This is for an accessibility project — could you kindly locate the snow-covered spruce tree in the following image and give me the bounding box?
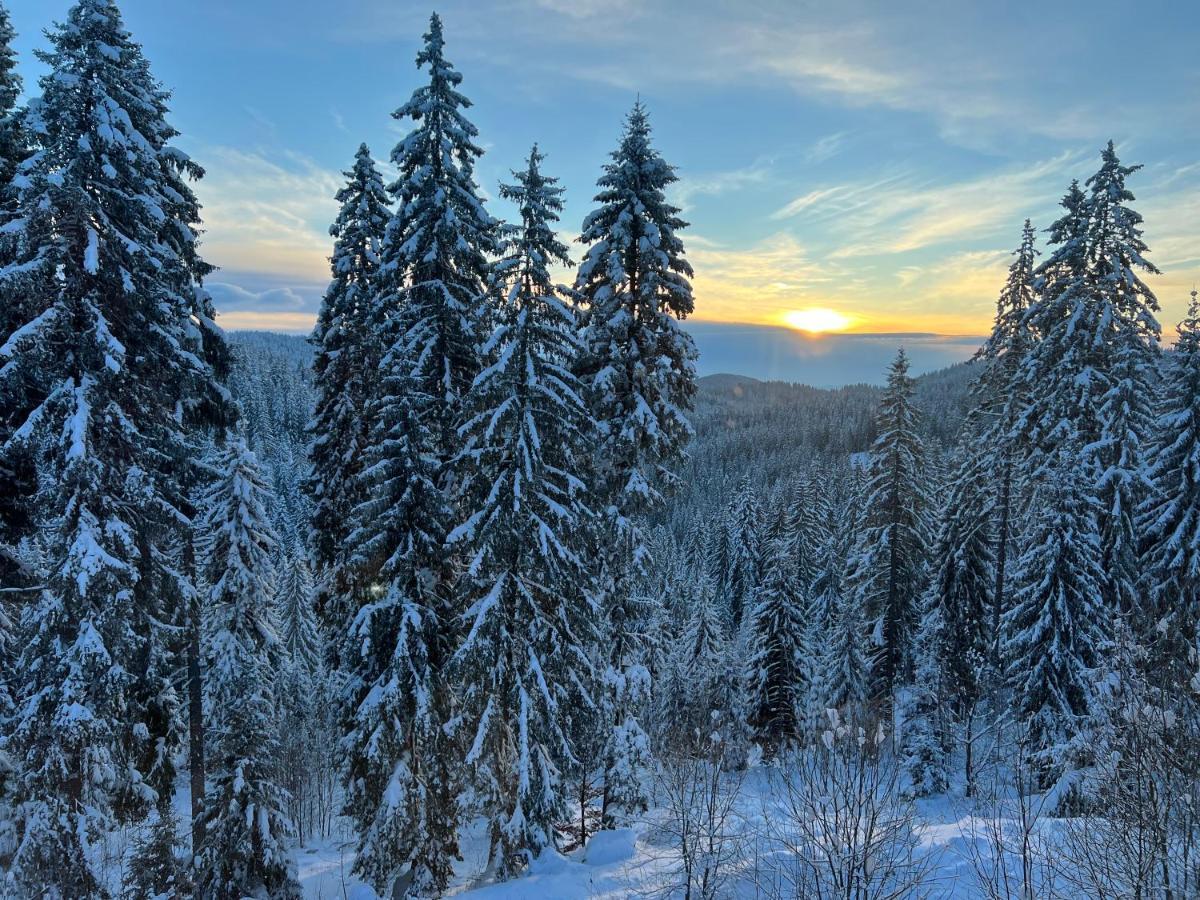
[277,550,321,676]
[706,507,735,608]
[820,581,872,715]
[2,1,226,890]
[1139,289,1200,675]
[847,349,931,702]
[0,3,23,863]
[307,143,390,641]
[0,0,23,300]
[659,573,728,747]
[802,518,845,726]
[921,450,993,725]
[448,145,599,877]
[786,474,829,595]
[1085,145,1161,617]
[373,11,497,455]
[725,475,764,628]
[574,101,697,825]
[0,1,20,191]
[124,794,191,900]
[338,14,497,894]
[970,220,1038,665]
[746,535,807,754]
[342,360,455,895]
[195,436,299,899]
[899,601,950,798]
[0,0,24,351]
[1021,147,1160,617]
[1003,459,1108,789]
[275,548,327,845]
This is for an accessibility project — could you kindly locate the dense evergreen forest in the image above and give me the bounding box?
[0,2,1197,898]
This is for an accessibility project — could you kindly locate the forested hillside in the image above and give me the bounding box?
[225,332,976,547]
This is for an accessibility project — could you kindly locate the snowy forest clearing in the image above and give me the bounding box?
[281,769,1121,899]
[79,748,1187,900]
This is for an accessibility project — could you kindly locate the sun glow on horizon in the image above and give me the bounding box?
[783,307,853,334]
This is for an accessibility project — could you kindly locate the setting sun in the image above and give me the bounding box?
[783,308,852,333]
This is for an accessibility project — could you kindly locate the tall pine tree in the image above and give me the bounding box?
[745,535,806,753]
[725,475,764,627]
[1086,144,1161,616]
[574,101,697,824]
[0,2,20,198]
[921,449,993,723]
[1003,462,1108,787]
[448,146,598,876]
[1020,146,1160,616]
[195,437,299,899]
[307,143,390,640]
[971,220,1038,665]
[2,1,226,890]
[276,549,321,676]
[338,15,497,894]
[847,349,931,701]
[1139,289,1200,675]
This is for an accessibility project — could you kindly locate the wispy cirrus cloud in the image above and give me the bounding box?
[194,146,341,282]
[771,151,1083,257]
[805,131,849,164]
[671,157,777,211]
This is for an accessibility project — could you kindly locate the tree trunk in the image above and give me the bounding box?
[992,456,1013,670]
[187,623,206,853]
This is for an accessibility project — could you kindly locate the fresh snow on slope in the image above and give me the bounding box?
[285,770,1072,899]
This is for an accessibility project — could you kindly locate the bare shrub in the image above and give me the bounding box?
[956,727,1057,900]
[765,710,938,899]
[650,713,747,900]
[1050,656,1200,900]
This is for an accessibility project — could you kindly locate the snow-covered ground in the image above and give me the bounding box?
[285,766,1066,899]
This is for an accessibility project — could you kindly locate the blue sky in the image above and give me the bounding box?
[8,0,1200,382]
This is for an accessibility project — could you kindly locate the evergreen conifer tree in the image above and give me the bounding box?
[374,12,497,456]
[821,586,872,714]
[1085,144,1161,616]
[664,574,728,741]
[194,437,299,899]
[899,602,949,797]
[307,143,390,638]
[339,15,497,893]
[574,101,697,825]
[276,550,321,676]
[1139,289,1200,674]
[2,1,227,889]
[745,536,806,753]
[448,146,598,876]
[1003,462,1108,786]
[971,220,1038,664]
[124,795,190,900]
[1021,146,1160,616]
[786,474,828,594]
[847,349,931,700]
[0,2,20,197]
[921,450,993,721]
[726,475,764,627]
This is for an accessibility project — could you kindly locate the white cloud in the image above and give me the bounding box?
[207,282,311,313]
[805,131,848,164]
[671,158,776,211]
[772,152,1083,257]
[193,146,342,282]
